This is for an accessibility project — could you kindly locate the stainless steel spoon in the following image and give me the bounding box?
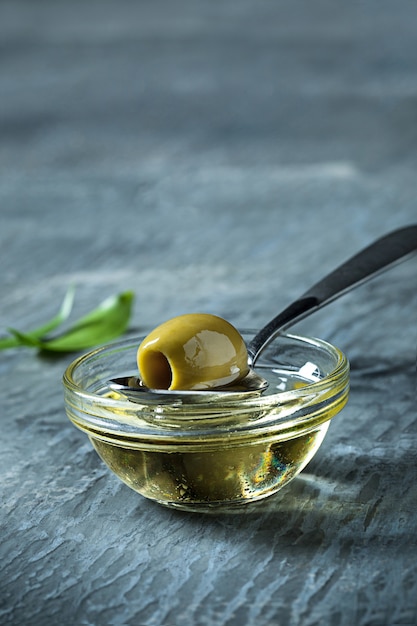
[109,225,417,403]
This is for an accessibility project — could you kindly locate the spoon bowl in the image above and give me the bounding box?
[109,369,269,404]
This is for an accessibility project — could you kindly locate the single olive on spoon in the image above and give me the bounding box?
[109,225,417,402]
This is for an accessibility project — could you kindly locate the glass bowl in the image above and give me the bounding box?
[63,332,349,511]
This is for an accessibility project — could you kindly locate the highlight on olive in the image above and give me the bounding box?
[137,313,249,391]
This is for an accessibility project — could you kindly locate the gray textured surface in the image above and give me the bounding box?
[1,1,417,625]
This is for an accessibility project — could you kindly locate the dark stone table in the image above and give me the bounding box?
[1,2,416,625]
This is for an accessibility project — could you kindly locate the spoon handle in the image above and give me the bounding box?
[248,224,417,365]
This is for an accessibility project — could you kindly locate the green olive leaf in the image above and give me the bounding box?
[0,285,75,350]
[36,290,134,352]
[0,333,26,350]
[6,328,42,349]
[2,289,134,353]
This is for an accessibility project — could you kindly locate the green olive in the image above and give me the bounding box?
[137,313,249,391]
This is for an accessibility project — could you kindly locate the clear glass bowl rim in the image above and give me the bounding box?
[63,331,350,446]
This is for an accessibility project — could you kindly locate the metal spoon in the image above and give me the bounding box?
[109,225,417,403]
